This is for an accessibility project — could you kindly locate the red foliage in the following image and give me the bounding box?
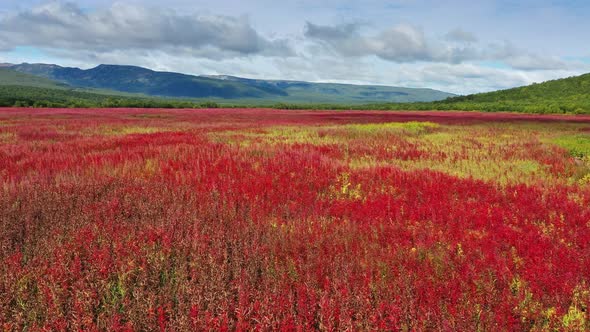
[0,108,589,330]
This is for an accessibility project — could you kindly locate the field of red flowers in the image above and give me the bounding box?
[1,107,590,331]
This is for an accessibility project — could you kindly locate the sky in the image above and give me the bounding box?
[0,0,589,94]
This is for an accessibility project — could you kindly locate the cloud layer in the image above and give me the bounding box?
[304,21,575,71]
[0,1,588,94]
[0,2,292,58]
[305,22,450,63]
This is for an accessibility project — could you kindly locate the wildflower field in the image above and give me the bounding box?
[1,107,590,331]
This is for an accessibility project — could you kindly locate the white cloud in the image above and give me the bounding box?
[305,22,484,64]
[504,54,571,71]
[445,28,478,43]
[0,0,588,95]
[305,22,449,62]
[304,21,576,71]
[0,2,293,58]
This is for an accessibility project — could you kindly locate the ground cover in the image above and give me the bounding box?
[1,108,590,330]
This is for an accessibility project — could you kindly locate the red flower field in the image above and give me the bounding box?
[1,108,590,331]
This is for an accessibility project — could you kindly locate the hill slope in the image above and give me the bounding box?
[9,63,454,103]
[448,74,590,102]
[434,73,590,113]
[355,73,590,114]
[0,68,70,89]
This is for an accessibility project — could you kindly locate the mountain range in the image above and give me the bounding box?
[1,63,589,114]
[5,63,454,104]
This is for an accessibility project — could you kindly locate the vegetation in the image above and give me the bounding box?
[552,134,590,158]
[426,73,590,114]
[277,73,590,114]
[1,108,590,329]
[0,68,69,89]
[2,67,590,114]
[0,85,219,109]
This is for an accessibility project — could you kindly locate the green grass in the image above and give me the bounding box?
[0,85,215,108]
[0,68,69,89]
[343,121,440,135]
[552,135,590,158]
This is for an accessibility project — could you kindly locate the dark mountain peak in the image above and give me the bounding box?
[91,64,154,73]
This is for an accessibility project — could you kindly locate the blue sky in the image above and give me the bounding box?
[0,0,588,94]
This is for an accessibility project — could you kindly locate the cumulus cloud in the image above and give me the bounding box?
[0,2,293,58]
[445,28,478,43]
[305,22,484,63]
[372,25,437,62]
[0,1,585,94]
[304,21,573,71]
[504,54,570,71]
[304,22,361,41]
[265,56,582,95]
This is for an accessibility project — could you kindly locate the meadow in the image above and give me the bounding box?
[1,108,590,331]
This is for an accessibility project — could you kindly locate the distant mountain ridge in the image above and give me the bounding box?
[8,63,455,103]
[1,65,589,114]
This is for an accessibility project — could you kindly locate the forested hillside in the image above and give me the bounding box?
[423,73,590,114]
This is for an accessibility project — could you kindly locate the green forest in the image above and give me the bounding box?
[0,85,221,109]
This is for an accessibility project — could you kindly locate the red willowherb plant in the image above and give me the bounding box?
[0,107,589,330]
